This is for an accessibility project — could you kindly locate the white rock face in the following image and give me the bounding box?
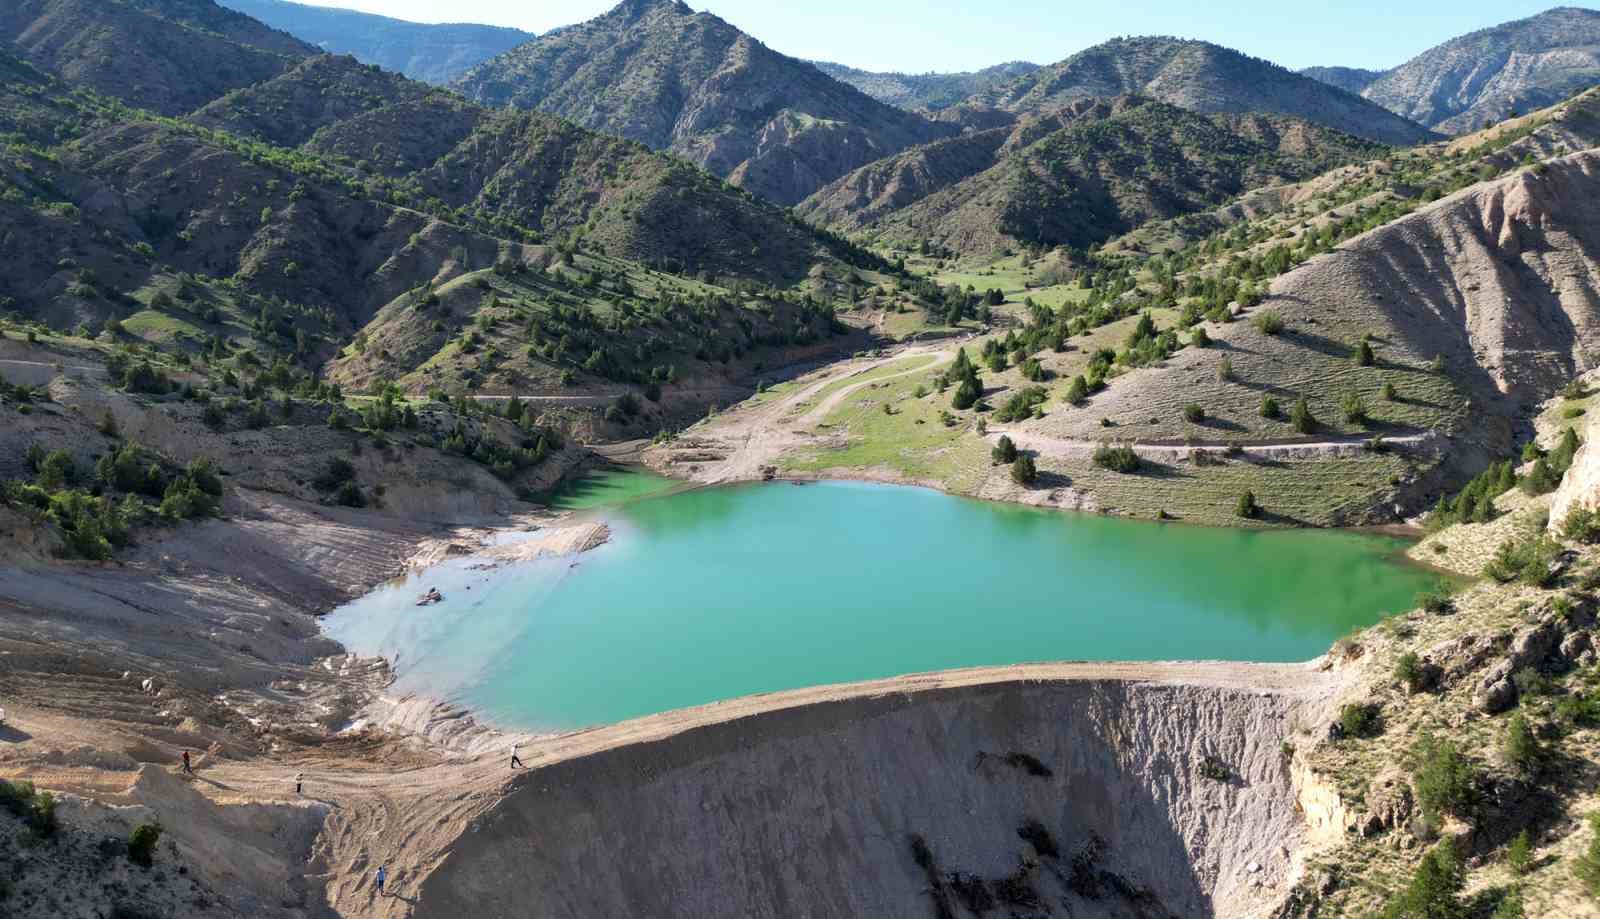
[416,675,1321,918]
[1551,409,1600,530]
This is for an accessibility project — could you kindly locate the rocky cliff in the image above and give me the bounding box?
[413,664,1338,919]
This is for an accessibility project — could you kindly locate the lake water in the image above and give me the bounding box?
[324,471,1440,732]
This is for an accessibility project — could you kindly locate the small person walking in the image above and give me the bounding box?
[295,772,303,795]
[181,750,193,775]
[375,865,388,897]
[509,744,524,769]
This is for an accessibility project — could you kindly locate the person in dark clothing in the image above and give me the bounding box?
[181,751,193,774]
[295,772,304,794]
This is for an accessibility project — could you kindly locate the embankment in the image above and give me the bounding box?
[414,662,1341,919]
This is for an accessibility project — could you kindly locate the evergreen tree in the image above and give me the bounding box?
[992,435,1018,465]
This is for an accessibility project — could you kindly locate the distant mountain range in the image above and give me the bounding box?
[810,60,1040,112]
[214,0,532,85]
[962,36,1436,146]
[1302,6,1600,133]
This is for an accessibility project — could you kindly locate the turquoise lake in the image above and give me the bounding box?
[324,471,1441,732]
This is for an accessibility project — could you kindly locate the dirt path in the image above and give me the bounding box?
[647,344,955,483]
[989,427,1437,462]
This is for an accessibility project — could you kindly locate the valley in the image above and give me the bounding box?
[5,1,1600,918]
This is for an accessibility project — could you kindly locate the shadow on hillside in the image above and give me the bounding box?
[1190,416,1248,433]
[1282,328,1359,359]
[0,724,32,743]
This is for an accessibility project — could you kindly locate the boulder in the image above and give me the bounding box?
[1476,676,1518,714]
[1561,631,1593,664]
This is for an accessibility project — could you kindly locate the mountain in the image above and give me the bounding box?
[800,97,1386,257]
[215,0,533,85]
[810,60,1040,112]
[965,36,1436,146]
[1298,65,1387,95]
[1359,6,1600,134]
[451,0,955,206]
[0,0,313,114]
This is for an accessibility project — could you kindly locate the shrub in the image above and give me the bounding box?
[128,822,162,868]
[98,410,119,437]
[1290,397,1316,434]
[1338,702,1381,739]
[992,435,1017,465]
[1381,381,1398,401]
[312,458,357,492]
[1561,507,1600,543]
[1253,311,1284,335]
[1020,358,1046,382]
[1418,584,1456,615]
[1198,756,1231,782]
[1521,458,1558,496]
[1216,357,1233,382]
[993,387,1047,423]
[1064,375,1089,405]
[1380,842,1463,919]
[1191,326,1210,348]
[1412,733,1476,822]
[1503,711,1540,772]
[1260,395,1281,419]
[1576,813,1600,899]
[1011,455,1037,485]
[1092,444,1140,474]
[1506,829,1533,877]
[1355,340,1375,366]
[952,377,980,410]
[1183,403,1206,423]
[1236,491,1260,519]
[1341,392,1368,424]
[1395,652,1425,691]
[1484,533,1561,587]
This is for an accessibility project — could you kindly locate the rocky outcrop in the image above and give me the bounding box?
[414,665,1335,919]
[1550,408,1600,529]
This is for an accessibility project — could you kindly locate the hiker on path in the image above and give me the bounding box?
[181,751,193,774]
[295,772,303,795]
[510,744,524,769]
[375,865,387,896]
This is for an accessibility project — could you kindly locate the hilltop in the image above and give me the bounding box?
[0,0,312,114]
[1360,6,1600,133]
[215,0,533,84]
[966,36,1436,146]
[451,0,954,205]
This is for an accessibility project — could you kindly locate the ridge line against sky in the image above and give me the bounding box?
[285,0,1594,75]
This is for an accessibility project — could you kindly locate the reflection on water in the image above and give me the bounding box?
[325,477,1441,732]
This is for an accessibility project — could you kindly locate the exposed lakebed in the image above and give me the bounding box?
[325,470,1440,732]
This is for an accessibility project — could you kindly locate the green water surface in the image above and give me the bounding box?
[325,474,1439,732]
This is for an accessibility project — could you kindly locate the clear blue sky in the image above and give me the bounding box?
[305,1,1592,73]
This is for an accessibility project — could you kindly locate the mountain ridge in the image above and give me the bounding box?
[451,0,955,206]
[965,35,1436,146]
